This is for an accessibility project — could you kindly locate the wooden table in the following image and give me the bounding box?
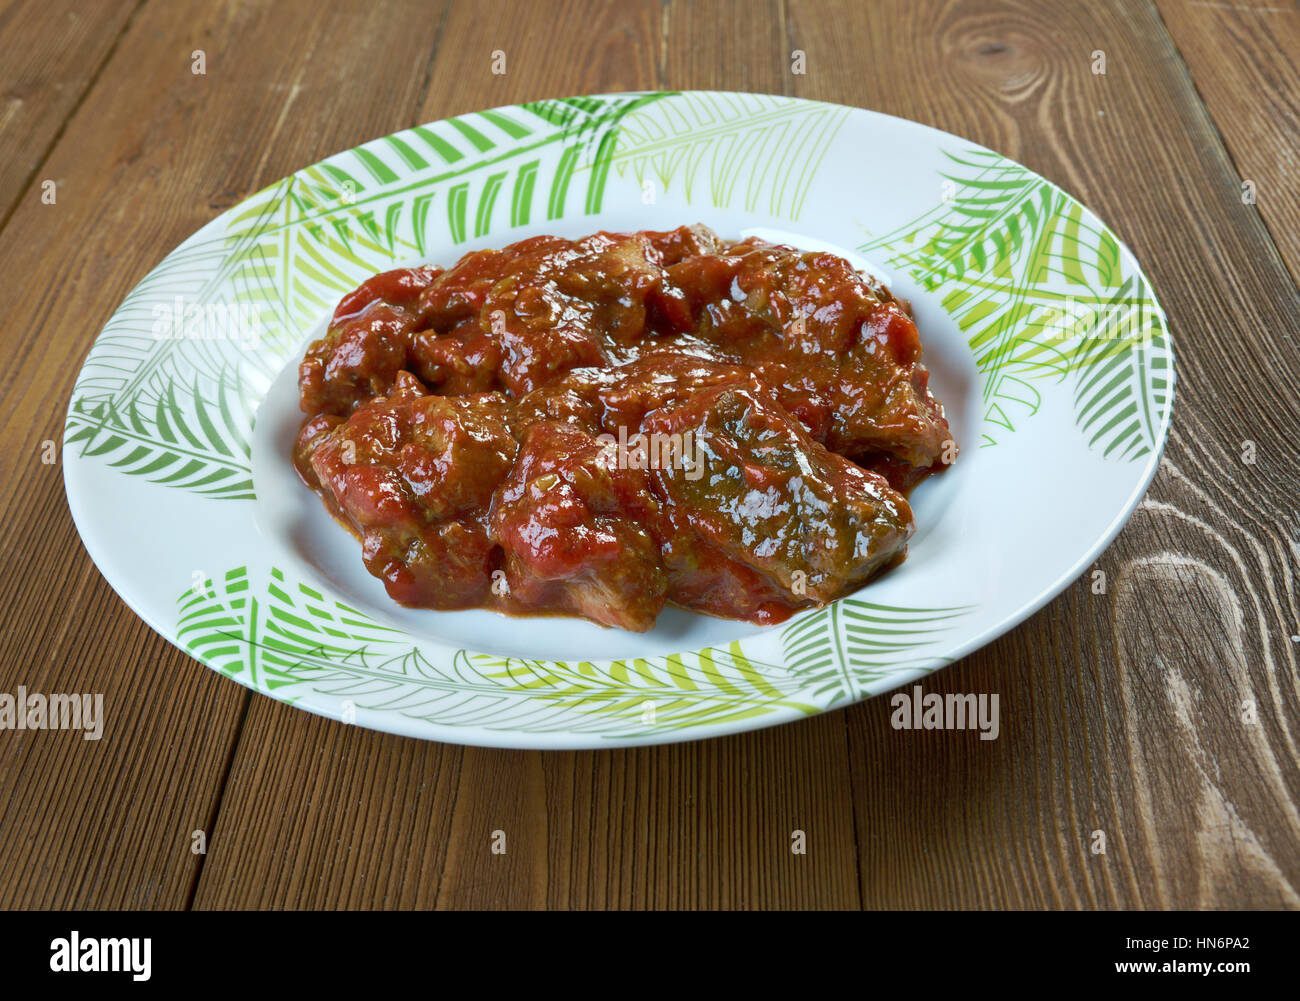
[1,0,1297,910]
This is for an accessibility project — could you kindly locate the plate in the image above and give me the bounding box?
[63,91,1174,748]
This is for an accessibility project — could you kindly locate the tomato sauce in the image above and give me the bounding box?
[293,225,955,631]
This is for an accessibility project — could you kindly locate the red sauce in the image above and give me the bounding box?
[293,225,955,631]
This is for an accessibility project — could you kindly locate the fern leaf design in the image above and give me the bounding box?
[862,148,1171,455]
[177,565,812,737]
[1069,274,1172,460]
[465,642,815,736]
[66,239,265,501]
[609,92,850,219]
[781,600,972,708]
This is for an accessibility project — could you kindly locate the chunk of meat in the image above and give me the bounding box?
[508,354,755,439]
[298,265,444,416]
[490,421,667,631]
[643,222,726,265]
[509,366,612,438]
[477,231,684,395]
[595,354,754,432]
[291,224,953,630]
[667,237,955,467]
[641,381,913,619]
[305,387,517,608]
[409,317,503,396]
[415,236,565,330]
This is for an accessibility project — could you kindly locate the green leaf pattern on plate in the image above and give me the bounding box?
[177,565,822,737]
[610,91,851,218]
[781,601,973,708]
[862,148,1171,456]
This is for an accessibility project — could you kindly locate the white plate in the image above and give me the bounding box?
[64,92,1173,748]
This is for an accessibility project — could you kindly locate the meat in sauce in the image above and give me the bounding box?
[293,225,955,630]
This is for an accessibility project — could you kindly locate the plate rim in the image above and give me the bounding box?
[62,89,1176,748]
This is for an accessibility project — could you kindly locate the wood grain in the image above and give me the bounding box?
[0,0,139,223]
[0,0,1297,910]
[1154,0,1300,284]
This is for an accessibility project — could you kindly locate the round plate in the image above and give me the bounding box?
[64,91,1174,748]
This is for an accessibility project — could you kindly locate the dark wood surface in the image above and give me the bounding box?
[0,0,1296,910]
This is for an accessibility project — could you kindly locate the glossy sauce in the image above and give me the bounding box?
[293,225,955,631]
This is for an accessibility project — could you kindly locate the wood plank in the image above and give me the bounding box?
[190,0,863,910]
[1154,0,1300,284]
[0,0,138,222]
[414,0,663,118]
[0,0,456,908]
[195,705,862,909]
[191,708,465,909]
[659,0,787,95]
[789,0,1300,907]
